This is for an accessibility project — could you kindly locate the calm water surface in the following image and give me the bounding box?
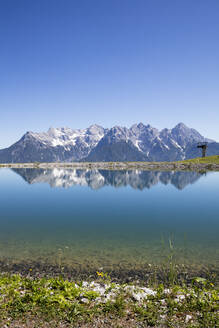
[0,168,218,276]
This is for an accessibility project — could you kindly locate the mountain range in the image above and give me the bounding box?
[0,123,219,162]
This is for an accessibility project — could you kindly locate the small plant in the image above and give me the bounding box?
[96,271,111,284]
[167,237,177,285]
[159,235,179,286]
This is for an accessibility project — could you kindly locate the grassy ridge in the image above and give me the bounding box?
[179,155,219,164]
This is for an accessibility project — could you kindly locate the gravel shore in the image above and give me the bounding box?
[0,161,219,171]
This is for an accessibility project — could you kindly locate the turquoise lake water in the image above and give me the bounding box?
[0,168,218,278]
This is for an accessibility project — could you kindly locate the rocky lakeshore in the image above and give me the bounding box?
[0,160,219,171]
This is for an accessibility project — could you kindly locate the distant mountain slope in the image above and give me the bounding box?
[0,123,218,163]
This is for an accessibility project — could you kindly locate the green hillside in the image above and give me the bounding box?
[179,155,219,164]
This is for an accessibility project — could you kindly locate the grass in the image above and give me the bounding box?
[0,273,218,327]
[178,155,219,165]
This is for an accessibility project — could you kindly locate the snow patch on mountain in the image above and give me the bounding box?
[28,125,105,149]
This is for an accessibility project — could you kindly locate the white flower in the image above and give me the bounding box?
[185,314,192,323]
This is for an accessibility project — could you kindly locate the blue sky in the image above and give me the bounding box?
[0,0,219,148]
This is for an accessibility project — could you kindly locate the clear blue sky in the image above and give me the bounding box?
[0,0,219,148]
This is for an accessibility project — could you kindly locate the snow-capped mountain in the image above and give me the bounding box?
[30,125,106,148]
[85,122,217,162]
[12,168,203,190]
[0,125,107,163]
[0,123,218,163]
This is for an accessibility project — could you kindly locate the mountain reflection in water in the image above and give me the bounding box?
[12,168,205,190]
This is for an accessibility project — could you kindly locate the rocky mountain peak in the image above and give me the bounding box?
[87,124,105,135]
[174,122,188,130]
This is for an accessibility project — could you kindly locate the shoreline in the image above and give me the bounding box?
[0,160,219,171]
[1,258,218,286]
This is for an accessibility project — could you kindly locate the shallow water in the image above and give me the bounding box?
[0,168,218,278]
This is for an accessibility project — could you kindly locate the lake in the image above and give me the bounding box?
[0,168,218,282]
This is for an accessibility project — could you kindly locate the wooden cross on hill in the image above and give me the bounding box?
[197,142,208,158]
